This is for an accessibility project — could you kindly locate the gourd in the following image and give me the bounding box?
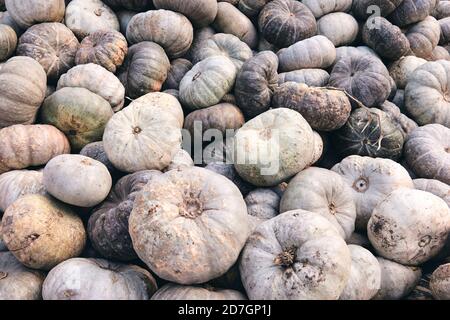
[151,284,246,300]
[379,101,418,139]
[80,142,118,177]
[413,179,450,207]
[278,69,330,87]
[430,263,450,300]
[0,24,16,61]
[153,0,218,27]
[43,154,112,208]
[1,194,86,270]
[352,0,403,20]
[129,167,249,284]
[5,0,65,29]
[368,188,450,266]
[388,56,427,89]
[258,0,317,48]
[406,16,440,59]
[234,51,279,119]
[117,41,170,99]
[205,162,254,196]
[317,13,359,47]
[240,210,351,300]
[0,124,70,174]
[126,9,194,58]
[17,23,80,80]
[332,155,414,231]
[387,0,436,27]
[65,0,120,39]
[246,188,280,230]
[42,258,158,300]
[103,93,184,173]
[75,30,128,74]
[302,0,352,18]
[163,59,193,90]
[41,87,114,151]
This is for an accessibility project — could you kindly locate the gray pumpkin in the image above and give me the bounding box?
[387,0,436,27]
[407,16,440,59]
[5,0,65,29]
[80,142,117,176]
[245,188,280,231]
[278,69,330,86]
[413,179,450,207]
[153,0,218,27]
[352,0,403,20]
[163,59,193,91]
[0,24,16,62]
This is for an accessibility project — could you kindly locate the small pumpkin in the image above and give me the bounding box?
[352,0,403,20]
[413,179,450,207]
[317,12,358,47]
[0,24,16,62]
[430,263,450,300]
[163,59,193,91]
[80,142,118,177]
[406,16,441,59]
[303,0,352,18]
[151,284,246,300]
[246,188,280,230]
[153,0,218,27]
[387,0,436,27]
[388,56,427,89]
[278,69,330,86]
[5,0,65,29]
[205,162,254,196]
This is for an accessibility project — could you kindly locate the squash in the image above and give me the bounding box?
[41,87,114,151]
[352,0,403,20]
[17,23,79,81]
[302,0,352,18]
[246,188,280,231]
[272,83,351,131]
[332,155,414,231]
[153,0,218,27]
[151,284,246,300]
[0,170,46,213]
[388,0,437,27]
[0,251,45,300]
[0,24,16,62]
[163,59,193,91]
[234,51,279,119]
[280,167,356,240]
[213,2,258,49]
[0,124,70,175]
[205,162,254,196]
[413,179,450,207]
[103,0,152,11]
[65,0,119,39]
[317,12,358,47]
[103,92,184,173]
[80,142,117,176]
[5,0,65,29]
[278,69,329,86]
[129,166,249,284]
[258,0,317,48]
[368,188,450,266]
[1,194,86,270]
[433,1,450,20]
[117,42,170,99]
[406,16,440,59]
[404,124,450,184]
[378,101,418,139]
[234,108,315,187]
[75,30,128,74]
[185,26,216,61]
[430,263,450,300]
[57,64,125,112]
[127,9,193,58]
[164,149,194,172]
[240,210,351,300]
[339,245,381,300]
[179,56,237,110]
[42,258,158,300]
[389,56,427,89]
[277,35,336,72]
[88,170,162,261]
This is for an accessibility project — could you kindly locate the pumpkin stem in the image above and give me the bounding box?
[133,126,142,134]
[179,192,203,219]
[274,247,296,267]
[328,203,337,215]
[353,177,369,193]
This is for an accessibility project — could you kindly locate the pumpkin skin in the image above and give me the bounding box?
[389,56,427,89]
[205,162,254,196]
[413,179,450,207]
[240,210,351,300]
[405,16,440,59]
[5,0,65,29]
[42,258,158,300]
[387,0,437,27]
[0,24,16,62]
[129,167,249,284]
[239,0,271,17]
[332,155,414,231]
[179,56,237,110]
[303,0,352,18]
[430,263,450,300]
[0,124,70,175]
[433,1,450,20]
[317,13,358,47]
[352,0,403,20]
[234,51,279,119]
[80,142,118,176]
[103,93,184,173]
[75,30,128,74]
[153,0,218,27]
[17,23,80,81]
[117,42,170,99]
[246,188,280,231]
[57,64,125,112]
[404,124,450,184]
[151,284,246,300]
[379,101,418,139]
[427,45,450,61]
[278,69,330,86]
[41,87,114,151]
[164,149,194,172]
[1,194,86,270]
[258,0,317,48]
[0,251,45,300]
[0,11,22,35]
[163,58,193,90]
[185,26,216,61]
[127,9,193,58]
[117,10,136,35]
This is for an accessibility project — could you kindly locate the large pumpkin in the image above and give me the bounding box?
[387,0,436,27]
[303,0,352,18]
[0,24,16,62]
[153,0,218,27]
[151,284,246,300]
[5,0,65,29]
[317,12,358,47]
[406,16,440,59]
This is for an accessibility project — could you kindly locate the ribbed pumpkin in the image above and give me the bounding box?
[0,24,16,61]
[5,0,65,29]
[303,0,352,18]
[406,16,440,59]
[153,0,218,27]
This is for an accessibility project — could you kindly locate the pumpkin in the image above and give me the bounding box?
[0,11,21,35]
[238,0,270,17]
[127,9,193,58]
[272,83,351,131]
[0,124,70,174]
[339,245,381,300]
[213,2,258,49]
[404,124,450,184]
[75,30,127,74]
[387,0,437,27]
[88,170,162,261]
[42,258,158,300]
[163,58,193,91]
[129,166,249,284]
[0,251,45,300]
[179,56,237,110]
[352,0,403,20]
[413,179,450,207]
[378,101,418,139]
[0,170,46,213]
[185,27,216,61]
[5,0,65,29]
[57,64,125,112]
[278,69,329,87]
[1,194,86,270]
[103,92,184,173]
[405,273,434,300]
[164,149,194,172]
[41,87,114,151]
[246,188,280,230]
[433,1,450,19]
[65,0,119,39]
[17,22,80,80]
[80,142,118,176]
[0,56,46,128]
[332,155,414,231]
[0,24,16,61]
[427,45,450,60]
[234,51,279,119]
[277,35,336,72]
[406,16,440,59]
[240,210,351,300]
[317,12,358,47]
[302,0,352,18]
[258,0,317,48]
[388,56,427,89]
[117,42,170,99]
[103,0,152,11]
[117,10,136,35]
[151,284,246,300]
[373,257,422,300]
[334,45,380,65]
[430,263,450,300]
[153,0,218,27]
[205,162,254,196]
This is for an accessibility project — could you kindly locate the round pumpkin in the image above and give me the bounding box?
[413,179,450,207]
[389,56,427,89]
[205,162,254,196]
[317,12,358,47]
[153,0,218,27]
[278,69,330,86]
[246,188,280,231]
[387,0,436,27]
[0,24,16,62]
[303,0,352,18]
[406,16,440,59]
[151,284,246,300]
[352,0,403,20]
[163,58,193,91]
[430,263,450,300]
[5,0,65,29]
[80,142,117,176]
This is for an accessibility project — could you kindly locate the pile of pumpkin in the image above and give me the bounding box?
[0,0,450,301]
